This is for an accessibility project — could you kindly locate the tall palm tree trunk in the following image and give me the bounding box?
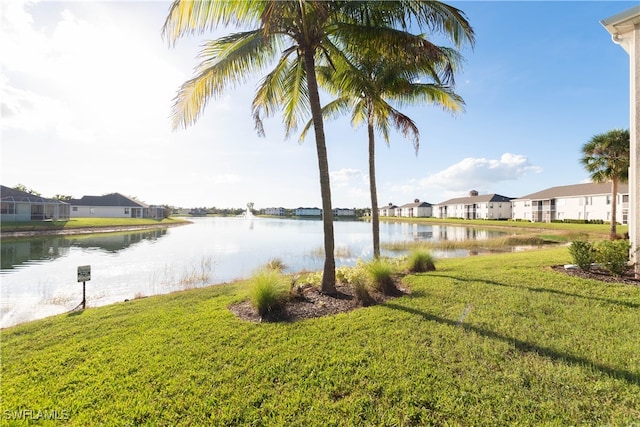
[367,117,380,259]
[610,179,619,239]
[303,50,336,294]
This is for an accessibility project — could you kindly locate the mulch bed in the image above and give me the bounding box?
[230,266,638,323]
[229,282,408,323]
[551,265,640,286]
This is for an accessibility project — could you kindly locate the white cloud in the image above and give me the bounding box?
[330,168,366,187]
[0,2,185,144]
[420,153,542,190]
[380,153,543,205]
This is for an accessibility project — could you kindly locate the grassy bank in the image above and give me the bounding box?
[1,247,639,425]
[378,216,627,239]
[0,217,190,234]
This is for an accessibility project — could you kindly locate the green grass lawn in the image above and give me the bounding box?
[1,246,639,426]
[0,217,190,233]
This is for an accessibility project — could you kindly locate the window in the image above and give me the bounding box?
[606,195,611,205]
[72,207,78,212]
[0,202,15,214]
[124,208,130,215]
[90,208,95,215]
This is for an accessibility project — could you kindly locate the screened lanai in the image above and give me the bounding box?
[0,186,70,222]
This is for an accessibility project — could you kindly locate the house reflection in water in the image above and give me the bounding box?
[1,229,167,272]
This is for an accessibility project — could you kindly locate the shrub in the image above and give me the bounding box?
[568,241,596,271]
[366,259,397,295]
[407,250,436,273]
[594,239,631,276]
[249,269,287,316]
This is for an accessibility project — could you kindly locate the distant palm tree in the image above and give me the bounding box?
[581,129,630,239]
[162,1,474,292]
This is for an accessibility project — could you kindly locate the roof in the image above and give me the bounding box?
[514,182,629,201]
[399,200,432,208]
[68,193,148,208]
[437,193,513,206]
[601,6,640,33]
[0,185,68,204]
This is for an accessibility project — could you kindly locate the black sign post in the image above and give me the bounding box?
[77,265,91,309]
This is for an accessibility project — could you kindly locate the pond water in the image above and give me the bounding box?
[1,217,505,328]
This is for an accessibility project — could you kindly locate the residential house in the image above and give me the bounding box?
[0,185,70,222]
[397,199,432,218]
[294,207,322,216]
[511,182,629,223]
[68,193,165,219]
[435,190,513,220]
[379,203,398,217]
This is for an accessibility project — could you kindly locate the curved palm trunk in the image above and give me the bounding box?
[303,50,336,294]
[610,179,619,239]
[367,115,380,259]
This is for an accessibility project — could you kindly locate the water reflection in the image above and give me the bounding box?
[1,229,167,272]
[1,218,505,328]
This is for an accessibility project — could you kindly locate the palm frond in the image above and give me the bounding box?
[162,0,265,45]
[298,97,354,143]
[170,29,279,130]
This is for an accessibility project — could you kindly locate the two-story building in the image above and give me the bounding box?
[396,199,432,218]
[511,182,629,223]
[379,203,398,217]
[435,191,513,220]
[294,207,322,216]
[263,207,286,216]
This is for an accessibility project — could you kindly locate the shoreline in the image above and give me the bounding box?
[0,221,190,238]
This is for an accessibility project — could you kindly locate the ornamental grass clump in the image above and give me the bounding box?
[264,257,287,272]
[568,240,596,271]
[594,239,631,276]
[352,276,375,307]
[249,269,287,317]
[366,259,397,295]
[407,250,436,273]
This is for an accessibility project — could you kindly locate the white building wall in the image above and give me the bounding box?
[513,193,627,223]
[71,206,140,218]
[511,200,530,221]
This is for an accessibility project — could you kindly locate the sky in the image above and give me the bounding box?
[0,1,636,209]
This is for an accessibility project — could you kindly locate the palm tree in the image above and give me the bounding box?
[300,29,471,259]
[581,129,630,239]
[162,1,474,292]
